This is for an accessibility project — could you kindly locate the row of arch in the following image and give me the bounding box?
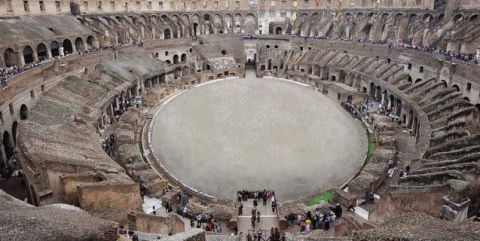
[2,36,97,68]
[278,10,480,51]
[291,10,479,23]
[1,104,28,172]
[82,12,257,46]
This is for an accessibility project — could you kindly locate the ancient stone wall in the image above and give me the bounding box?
[78,181,143,223]
[129,211,186,234]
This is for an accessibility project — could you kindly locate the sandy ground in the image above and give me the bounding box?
[150,75,367,200]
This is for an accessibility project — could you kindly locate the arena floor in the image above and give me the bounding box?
[150,74,367,200]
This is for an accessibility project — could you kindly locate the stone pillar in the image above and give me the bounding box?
[108,104,115,122]
[0,144,7,173]
[47,47,53,59]
[32,51,39,63]
[115,96,120,110]
[412,117,418,135]
[19,52,26,66]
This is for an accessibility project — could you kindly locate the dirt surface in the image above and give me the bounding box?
[150,74,367,200]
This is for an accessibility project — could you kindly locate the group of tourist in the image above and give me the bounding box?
[0,63,38,87]
[385,41,478,65]
[0,42,141,88]
[285,203,343,232]
[246,228,285,241]
[236,190,277,228]
[187,212,226,234]
[290,34,479,66]
[101,134,116,157]
[343,97,413,180]
[118,226,140,241]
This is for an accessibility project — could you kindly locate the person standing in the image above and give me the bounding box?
[239,203,243,215]
[152,205,157,216]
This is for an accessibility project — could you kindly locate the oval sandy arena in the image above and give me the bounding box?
[150,76,367,200]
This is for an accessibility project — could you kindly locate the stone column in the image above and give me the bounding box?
[0,144,7,173]
[32,50,39,63]
[19,52,26,66]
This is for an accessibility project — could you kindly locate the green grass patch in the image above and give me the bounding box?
[362,122,375,168]
[308,192,333,206]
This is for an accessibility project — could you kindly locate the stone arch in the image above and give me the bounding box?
[440,80,448,88]
[63,39,73,54]
[275,27,283,35]
[375,85,382,102]
[423,14,433,22]
[369,82,375,97]
[244,13,256,35]
[87,35,97,48]
[115,16,123,24]
[20,104,28,120]
[150,15,159,24]
[75,37,85,51]
[161,14,169,22]
[164,28,172,39]
[23,45,34,64]
[464,97,471,103]
[234,13,243,33]
[140,15,148,24]
[36,43,48,61]
[128,15,137,25]
[470,14,478,22]
[213,14,222,24]
[181,53,187,62]
[50,41,60,57]
[409,14,418,24]
[224,14,233,32]
[2,131,14,161]
[436,14,444,22]
[452,84,460,92]
[182,66,189,75]
[415,78,422,83]
[4,48,18,67]
[453,13,464,23]
[203,14,211,21]
[173,54,179,64]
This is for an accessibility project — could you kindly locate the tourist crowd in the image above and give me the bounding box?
[290,34,480,66]
[102,134,116,157]
[0,43,140,88]
[0,63,38,87]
